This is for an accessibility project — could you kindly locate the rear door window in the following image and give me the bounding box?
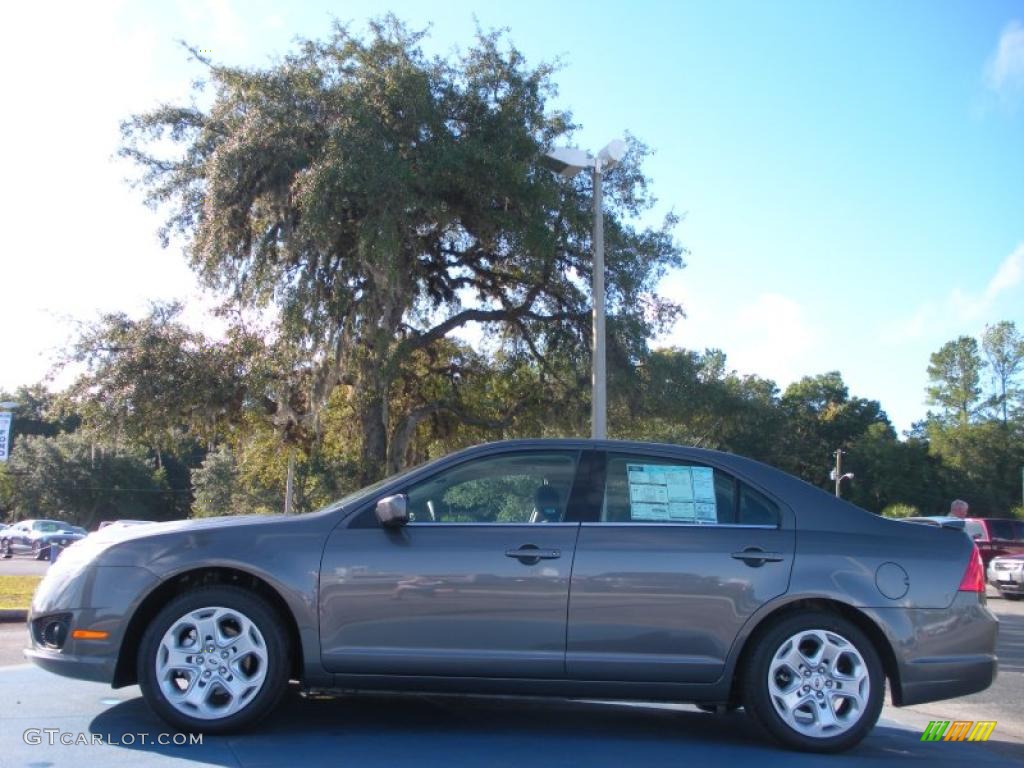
[738,484,782,527]
[600,454,737,524]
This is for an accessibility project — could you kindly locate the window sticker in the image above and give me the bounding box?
[626,464,717,523]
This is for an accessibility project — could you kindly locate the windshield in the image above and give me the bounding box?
[315,455,447,513]
[33,521,64,532]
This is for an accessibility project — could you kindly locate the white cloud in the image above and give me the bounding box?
[886,242,1024,343]
[985,242,1024,299]
[985,20,1024,98]
[659,290,821,387]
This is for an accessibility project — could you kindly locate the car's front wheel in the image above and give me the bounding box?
[137,586,290,733]
[32,541,45,560]
[741,611,884,752]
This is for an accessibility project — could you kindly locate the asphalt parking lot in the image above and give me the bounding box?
[0,596,1022,767]
[0,555,50,576]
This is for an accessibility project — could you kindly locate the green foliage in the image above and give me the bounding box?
[60,303,259,453]
[120,16,683,482]
[981,321,1024,423]
[1010,506,1024,520]
[5,432,171,527]
[191,445,239,517]
[927,336,984,425]
[880,503,919,519]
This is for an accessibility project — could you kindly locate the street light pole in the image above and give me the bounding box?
[541,140,625,441]
[591,162,607,440]
[831,448,854,498]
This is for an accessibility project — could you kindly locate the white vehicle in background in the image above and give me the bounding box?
[987,553,1024,600]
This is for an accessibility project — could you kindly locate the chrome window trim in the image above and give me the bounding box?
[580,522,779,530]
[405,522,581,528]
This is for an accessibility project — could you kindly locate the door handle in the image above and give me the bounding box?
[505,545,561,563]
[731,548,784,567]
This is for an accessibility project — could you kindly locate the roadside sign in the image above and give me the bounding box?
[0,412,11,462]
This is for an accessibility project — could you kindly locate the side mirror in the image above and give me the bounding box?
[375,494,409,528]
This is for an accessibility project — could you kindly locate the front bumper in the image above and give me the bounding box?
[23,645,116,684]
[25,565,158,685]
[989,567,1024,594]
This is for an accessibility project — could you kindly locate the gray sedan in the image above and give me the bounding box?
[25,439,997,753]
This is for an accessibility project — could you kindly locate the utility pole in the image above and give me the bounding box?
[284,450,295,515]
[833,449,843,496]
[591,160,607,441]
[831,449,854,498]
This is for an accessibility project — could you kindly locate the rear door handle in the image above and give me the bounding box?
[505,546,561,563]
[731,548,784,566]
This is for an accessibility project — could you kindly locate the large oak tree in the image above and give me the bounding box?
[121,17,682,480]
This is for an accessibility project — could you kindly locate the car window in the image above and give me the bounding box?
[988,519,1015,540]
[738,484,781,526]
[599,454,737,524]
[404,451,579,524]
[964,520,987,540]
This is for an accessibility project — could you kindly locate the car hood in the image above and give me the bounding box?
[91,514,286,544]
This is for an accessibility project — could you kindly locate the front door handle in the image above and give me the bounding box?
[505,545,561,564]
[731,548,784,567]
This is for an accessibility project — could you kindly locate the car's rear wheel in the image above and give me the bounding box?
[741,611,884,753]
[32,541,44,560]
[137,586,290,733]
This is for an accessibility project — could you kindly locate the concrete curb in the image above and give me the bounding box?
[0,610,27,623]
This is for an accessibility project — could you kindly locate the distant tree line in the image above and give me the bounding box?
[1,317,1021,527]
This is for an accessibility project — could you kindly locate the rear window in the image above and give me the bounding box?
[987,519,1016,540]
[964,520,987,540]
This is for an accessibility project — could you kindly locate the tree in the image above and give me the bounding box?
[777,372,887,486]
[191,445,239,517]
[981,321,1024,424]
[881,503,919,518]
[926,336,984,425]
[60,303,259,458]
[120,17,683,482]
[5,432,171,527]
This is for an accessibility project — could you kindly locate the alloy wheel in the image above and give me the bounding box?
[767,628,870,739]
[154,606,269,720]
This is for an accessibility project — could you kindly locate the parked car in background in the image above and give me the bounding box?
[903,515,1024,568]
[26,439,997,752]
[987,553,1024,600]
[1,520,86,559]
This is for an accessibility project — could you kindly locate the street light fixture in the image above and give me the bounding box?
[541,138,626,441]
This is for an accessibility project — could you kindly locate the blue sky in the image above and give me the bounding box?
[2,1,1022,432]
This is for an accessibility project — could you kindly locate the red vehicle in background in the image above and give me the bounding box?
[905,516,1024,568]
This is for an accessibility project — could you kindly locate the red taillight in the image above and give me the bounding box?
[958,544,985,592]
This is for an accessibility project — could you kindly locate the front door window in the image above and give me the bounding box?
[405,452,579,524]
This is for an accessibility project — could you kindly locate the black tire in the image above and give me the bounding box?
[137,585,290,733]
[1001,593,1023,601]
[32,541,45,560]
[741,611,884,753]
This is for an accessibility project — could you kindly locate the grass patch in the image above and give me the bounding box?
[0,575,42,611]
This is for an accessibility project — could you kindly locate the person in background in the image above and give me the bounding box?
[950,499,969,519]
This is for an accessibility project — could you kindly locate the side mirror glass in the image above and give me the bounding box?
[375,494,409,528]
